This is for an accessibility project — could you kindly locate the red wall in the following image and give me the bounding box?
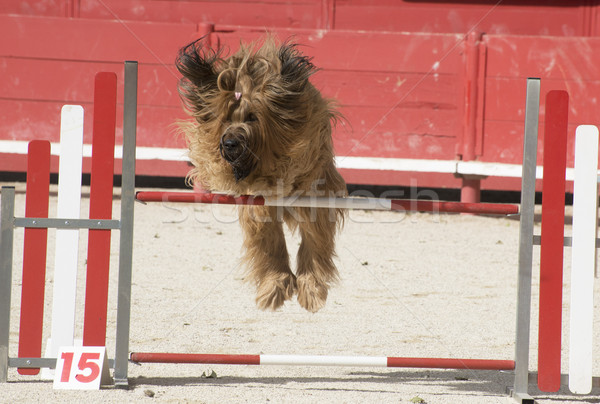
[2,1,599,191]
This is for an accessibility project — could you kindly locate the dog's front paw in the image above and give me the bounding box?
[296,275,328,313]
[255,272,297,311]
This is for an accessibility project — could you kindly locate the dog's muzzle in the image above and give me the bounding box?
[219,127,255,181]
[220,126,247,163]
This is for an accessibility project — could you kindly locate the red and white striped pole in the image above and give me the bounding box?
[135,191,519,216]
[130,352,515,371]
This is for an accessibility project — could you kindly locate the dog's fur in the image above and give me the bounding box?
[176,37,347,312]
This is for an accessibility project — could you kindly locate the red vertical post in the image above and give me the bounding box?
[460,31,484,204]
[538,90,569,392]
[198,23,214,48]
[18,140,51,375]
[83,72,117,347]
[321,0,336,30]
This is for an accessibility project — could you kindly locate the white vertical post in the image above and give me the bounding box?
[569,125,599,394]
[43,106,84,378]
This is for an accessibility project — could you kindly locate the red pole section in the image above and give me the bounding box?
[136,191,266,206]
[130,353,261,365]
[83,72,117,347]
[18,140,51,375]
[538,90,569,392]
[136,191,518,215]
[386,357,515,370]
[389,200,517,215]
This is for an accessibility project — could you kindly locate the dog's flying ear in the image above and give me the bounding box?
[176,37,220,91]
[278,42,316,92]
[176,38,221,115]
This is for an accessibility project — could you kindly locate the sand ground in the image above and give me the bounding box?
[2,183,600,403]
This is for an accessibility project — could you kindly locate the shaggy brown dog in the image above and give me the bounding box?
[176,37,347,312]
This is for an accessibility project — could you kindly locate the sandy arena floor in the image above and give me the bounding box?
[2,183,600,403]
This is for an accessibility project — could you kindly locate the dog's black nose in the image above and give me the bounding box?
[219,129,255,181]
[220,132,245,163]
[223,138,239,152]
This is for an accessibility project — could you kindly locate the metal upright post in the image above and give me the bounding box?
[0,187,16,383]
[114,61,138,387]
[511,78,540,403]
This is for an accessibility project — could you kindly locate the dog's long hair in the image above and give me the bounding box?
[176,37,344,198]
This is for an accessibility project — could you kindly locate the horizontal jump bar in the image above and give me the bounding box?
[13,217,121,230]
[532,235,600,248]
[129,352,515,370]
[8,357,115,369]
[135,191,519,215]
[527,372,600,388]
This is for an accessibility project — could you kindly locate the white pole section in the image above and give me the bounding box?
[569,125,599,394]
[46,106,84,373]
[260,355,388,367]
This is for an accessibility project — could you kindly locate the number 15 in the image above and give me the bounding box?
[60,351,101,383]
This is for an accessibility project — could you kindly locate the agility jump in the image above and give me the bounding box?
[0,64,599,403]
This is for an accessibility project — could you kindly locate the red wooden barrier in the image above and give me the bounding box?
[537,90,569,392]
[3,1,593,36]
[83,73,117,347]
[3,6,600,193]
[17,140,51,375]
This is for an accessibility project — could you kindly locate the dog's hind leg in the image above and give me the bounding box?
[293,207,340,313]
[239,205,297,310]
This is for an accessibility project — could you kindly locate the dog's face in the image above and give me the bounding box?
[176,38,319,183]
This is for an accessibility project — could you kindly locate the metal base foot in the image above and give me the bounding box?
[508,388,536,404]
[114,376,130,389]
